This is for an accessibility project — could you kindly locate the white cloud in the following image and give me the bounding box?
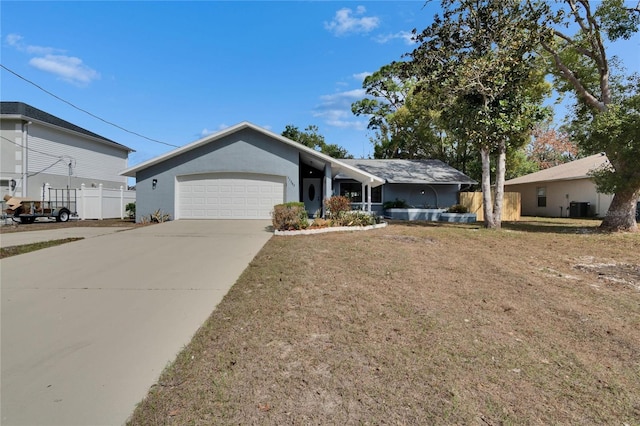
[200,128,217,137]
[324,6,380,36]
[29,55,100,86]
[313,88,368,130]
[320,89,367,103]
[201,123,232,137]
[374,31,416,45]
[353,71,372,82]
[6,34,23,47]
[5,33,61,55]
[6,33,99,85]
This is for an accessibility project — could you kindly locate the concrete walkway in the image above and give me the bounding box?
[0,220,273,425]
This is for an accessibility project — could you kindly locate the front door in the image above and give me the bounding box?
[303,178,322,217]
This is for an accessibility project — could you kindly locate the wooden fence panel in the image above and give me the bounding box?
[459,192,521,222]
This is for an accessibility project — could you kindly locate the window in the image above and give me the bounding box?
[340,182,382,203]
[537,187,547,207]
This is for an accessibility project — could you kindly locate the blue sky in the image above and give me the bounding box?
[1,1,432,165]
[1,1,638,169]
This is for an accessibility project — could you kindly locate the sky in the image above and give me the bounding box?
[1,1,639,170]
[1,1,433,165]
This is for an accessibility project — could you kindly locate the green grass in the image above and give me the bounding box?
[0,238,84,259]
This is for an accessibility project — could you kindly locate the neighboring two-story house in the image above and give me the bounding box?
[1,101,133,200]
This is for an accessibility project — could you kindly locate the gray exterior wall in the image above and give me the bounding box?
[135,128,300,221]
[334,180,461,216]
[1,118,128,200]
[382,183,460,210]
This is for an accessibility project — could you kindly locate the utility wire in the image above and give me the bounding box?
[1,64,180,148]
[1,135,66,159]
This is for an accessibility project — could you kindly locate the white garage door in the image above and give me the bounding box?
[177,173,284,219]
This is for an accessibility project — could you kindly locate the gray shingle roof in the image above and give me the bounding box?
[1,101,132,152]
[504,153,608,185]
[338,159,477,184]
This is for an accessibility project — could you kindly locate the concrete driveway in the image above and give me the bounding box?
[1,220,273,426]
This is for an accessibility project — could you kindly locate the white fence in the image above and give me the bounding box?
[78,184,136,220]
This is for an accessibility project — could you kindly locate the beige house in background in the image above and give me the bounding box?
[504,153,615,218]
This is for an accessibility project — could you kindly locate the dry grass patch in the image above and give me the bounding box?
[0,237,84,258]
[128,218,640,425]
[0,218,135,233]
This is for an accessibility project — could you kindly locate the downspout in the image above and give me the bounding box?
[22,121,32,197]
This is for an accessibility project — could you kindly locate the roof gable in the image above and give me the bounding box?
[505,153,608,185]
[338,159,477,185]
[1,101,133,152]
[121,122,385,186]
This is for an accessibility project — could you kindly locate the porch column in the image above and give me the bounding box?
[367,182,372,212]
[323,165,332,217]
[361,182,366,211]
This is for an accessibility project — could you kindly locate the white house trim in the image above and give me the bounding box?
[121,121,384,188]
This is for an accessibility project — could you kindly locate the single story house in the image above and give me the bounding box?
[336,159,476,216]
[504,153,615,218]
[121,122,475,222]
[1,102,133,200]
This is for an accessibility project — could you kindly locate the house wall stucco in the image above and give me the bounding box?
[135,128,300,221]
[505,178,614,217]
[382,183,460,210]
[334,180,461,215]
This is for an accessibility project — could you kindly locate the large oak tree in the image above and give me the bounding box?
[532,0,640,231]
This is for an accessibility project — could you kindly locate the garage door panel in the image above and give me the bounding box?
[178,174,284,219]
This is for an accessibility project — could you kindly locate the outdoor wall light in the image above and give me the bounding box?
[152,179,158,189]
[10,179,16,191]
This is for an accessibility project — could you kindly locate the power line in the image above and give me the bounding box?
[1,135,65,159]
[1,63,180,148]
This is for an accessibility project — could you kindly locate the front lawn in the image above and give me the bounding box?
[128,218,640,424]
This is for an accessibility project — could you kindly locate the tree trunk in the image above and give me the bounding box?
[600,188,639,232]
[480,146,495,229]
[492,144,507,230]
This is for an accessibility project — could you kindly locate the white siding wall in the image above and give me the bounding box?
[28,125,127,184]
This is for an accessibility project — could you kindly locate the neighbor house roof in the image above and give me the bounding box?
[1,101,133,152]
[120,121,385,186]
[337,159,477,185]
[505,153,608,185]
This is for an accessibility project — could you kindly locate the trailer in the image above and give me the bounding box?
[3,188,77,224]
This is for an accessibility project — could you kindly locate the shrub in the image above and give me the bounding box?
[139,209,171,224]
[335,211,376,227]
[447,204,469,213]
[383,198,409,209]
[310,218,331,228]
[325,196,351,220]
[272,202,309,231]
[125,202,136,219]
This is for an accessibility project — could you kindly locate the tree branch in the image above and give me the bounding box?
[552,29,598,61]
[539,39,605,111]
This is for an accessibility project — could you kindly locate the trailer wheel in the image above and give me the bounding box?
[57,209,70,223]
[20,217,35,224]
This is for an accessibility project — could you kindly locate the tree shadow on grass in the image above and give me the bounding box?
[387,217,605,235]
